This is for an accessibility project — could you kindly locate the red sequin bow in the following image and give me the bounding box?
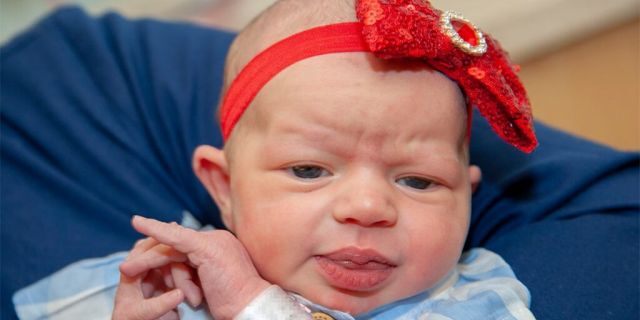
[220,0,538,152]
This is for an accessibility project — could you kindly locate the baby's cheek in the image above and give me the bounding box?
[234,223,295,283]
[408,219,467,287]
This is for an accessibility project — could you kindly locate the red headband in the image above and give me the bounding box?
[220,0,538,153]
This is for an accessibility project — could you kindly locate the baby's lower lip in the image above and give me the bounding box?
[314,256,394,292]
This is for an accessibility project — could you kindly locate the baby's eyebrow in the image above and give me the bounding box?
[270,134,343,158]
[269,123,339,147]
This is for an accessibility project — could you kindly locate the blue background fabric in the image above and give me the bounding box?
[1,7,638,320]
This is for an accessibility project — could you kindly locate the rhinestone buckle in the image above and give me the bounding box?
[439,11,487,56]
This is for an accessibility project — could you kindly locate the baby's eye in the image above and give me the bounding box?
[289,165,330,179]
[396,176,434,190]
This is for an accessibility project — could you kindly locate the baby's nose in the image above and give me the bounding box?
[332,173,398,228]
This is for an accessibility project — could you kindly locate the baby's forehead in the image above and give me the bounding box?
[233,59,468,158]
[253,54,466,115]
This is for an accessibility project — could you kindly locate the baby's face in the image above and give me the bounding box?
[221,53,475,315]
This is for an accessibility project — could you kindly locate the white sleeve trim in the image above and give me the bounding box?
[234,285,312,320]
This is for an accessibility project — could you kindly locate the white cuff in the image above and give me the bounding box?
[234,285,312,320]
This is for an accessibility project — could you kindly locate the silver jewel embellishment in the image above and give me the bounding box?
[439,11,487,56]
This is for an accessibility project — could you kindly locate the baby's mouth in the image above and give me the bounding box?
[315,247,397,292]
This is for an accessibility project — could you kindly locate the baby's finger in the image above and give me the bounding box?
[114,273,183,320]
[132,216,202,254]
[171,262,203,307]
[141,269,167,298]
[128,237,159,260]
[116,274,144,301]
[160,265,175,289]
[156,311,180,320]
[131,289,183,320]
[121,244,186,277]
[132,237,159,253]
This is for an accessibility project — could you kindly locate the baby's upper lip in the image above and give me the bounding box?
[320,247,396,267]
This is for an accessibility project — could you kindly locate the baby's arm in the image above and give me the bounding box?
[120,216,312,319]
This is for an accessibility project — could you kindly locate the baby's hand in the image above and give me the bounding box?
[113,238,185,320]
[119,233,204,308]
[120,216,271,320]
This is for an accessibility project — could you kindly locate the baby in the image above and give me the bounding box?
[114,0,538,319]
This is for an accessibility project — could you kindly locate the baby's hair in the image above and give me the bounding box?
[222,0,355,93]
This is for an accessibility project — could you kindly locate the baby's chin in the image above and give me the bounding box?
[295,286,413,316]
[308,291,381,315]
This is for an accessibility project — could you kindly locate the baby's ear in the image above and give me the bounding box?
[469,165,482,193]
[192,145,234,230]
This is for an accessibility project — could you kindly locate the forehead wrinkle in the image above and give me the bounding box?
[260,111,463,171]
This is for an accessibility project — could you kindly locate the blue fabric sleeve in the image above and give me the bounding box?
[1,6,638,320]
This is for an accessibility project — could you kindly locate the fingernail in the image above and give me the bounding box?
[186,292,199,307]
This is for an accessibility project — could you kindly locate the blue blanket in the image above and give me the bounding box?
[1,6,638,319]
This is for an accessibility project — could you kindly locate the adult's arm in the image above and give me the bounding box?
[1,7,637,320]
[468,114,639,319]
